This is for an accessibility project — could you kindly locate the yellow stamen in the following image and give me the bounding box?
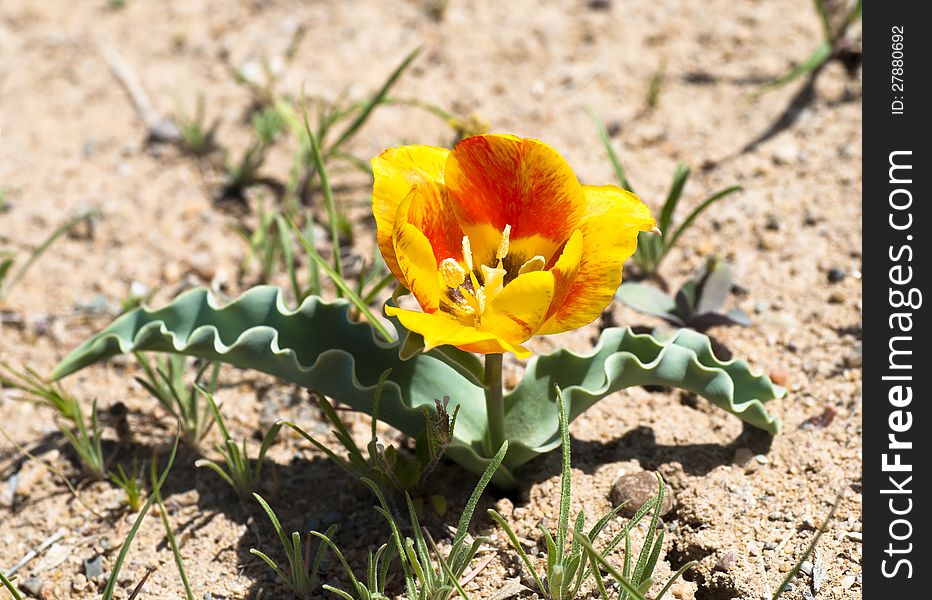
[496,224,512,261]
[462,236,474,271]
[518,255,546,274]
[440,258,466,288]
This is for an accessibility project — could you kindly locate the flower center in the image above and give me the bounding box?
[438,225,545,323]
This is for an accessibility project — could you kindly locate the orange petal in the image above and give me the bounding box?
[539,185,655,335]
[481,270,555,344]
[444,134,585,265]
[372,145,462,282]
[385,305,531,357]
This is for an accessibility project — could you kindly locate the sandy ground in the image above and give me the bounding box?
[0,0,861,598]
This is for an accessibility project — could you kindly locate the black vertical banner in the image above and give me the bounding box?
[864,2,929,595]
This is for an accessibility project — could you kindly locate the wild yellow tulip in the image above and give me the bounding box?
[373,133,656,359]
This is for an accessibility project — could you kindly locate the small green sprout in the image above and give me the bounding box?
[490,388,694,599]
[195,392,281,501]
[361,440,508,600]
[758,0,862,93]
[1,364,81,422]
[250,494,336,599]
[134,352,220,447]
[280,370,458,495]
[0,208,97,302]
[60,398,107,480]
[312,532,394,600]
[2,364,106,479]
[176,93,219,157]
[616,257,751,332]
[108,459,145,512]
[591,113,741,276]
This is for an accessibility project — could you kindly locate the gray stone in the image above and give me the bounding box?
[608,471,674,517]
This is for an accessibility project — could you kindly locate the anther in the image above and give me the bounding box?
[518,255,546,274]
[462,236,474,271]
[496,224,512,261]
[440,258,466,288]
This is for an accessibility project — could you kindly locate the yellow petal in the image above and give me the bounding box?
[385,306,531,357]
[481,270,555,344]
[372,145,461,283]
[392,193,443,312]
[539,185,655,335]
[542,229,583,323]
[444,134,585,265]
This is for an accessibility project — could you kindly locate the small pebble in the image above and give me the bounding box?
[608,471,674,517]
[764,541,776,550]
[754,454,768,465]
[768,367,789,387]
[85,555,104,581]
[844,345,863,368]
[21,577,43,597]
[842,575,856,590]
[733,448,754,467]
[827,268,846,283]
[799,560,813,575]
[768,512,783,521]
[714,550,737,572]
[828,291,846,304]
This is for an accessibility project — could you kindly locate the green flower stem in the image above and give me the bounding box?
[484,353,505,455]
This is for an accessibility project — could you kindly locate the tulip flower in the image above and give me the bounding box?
[372,133,657,359]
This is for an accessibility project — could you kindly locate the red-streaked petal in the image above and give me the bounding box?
[539,185,656,335]
[392,194,443,312]
[542,229,583,323]
[444,134,585,265]
[372,145,462,282]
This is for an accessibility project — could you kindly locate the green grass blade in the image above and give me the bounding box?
[150,461,195,600]
[450,441,508,562]
[555,386,572,555]
[572,531,646,600]
[301,113,344,286]
[329,47,421,154]
[321,585,355,600]
[249,549,291,588]
[102,437,179,600]
[773,492,843,598]
[253,494,292,560]
[1,208,97,299]
[757,42,832,93]
[487,510,544,593]
[287,217,394,342]
[655,560,697,600]
[193,459,238,489]
[666,185,742,253]
[0,571,24,600]
[632,477,664,586]
[658,163,690,234]
[426,531,472,600]
[589,110,634,193]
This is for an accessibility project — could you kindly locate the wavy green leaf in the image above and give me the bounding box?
[52,286,782,487]
[51,287,487,454]
[500,326,783,468]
